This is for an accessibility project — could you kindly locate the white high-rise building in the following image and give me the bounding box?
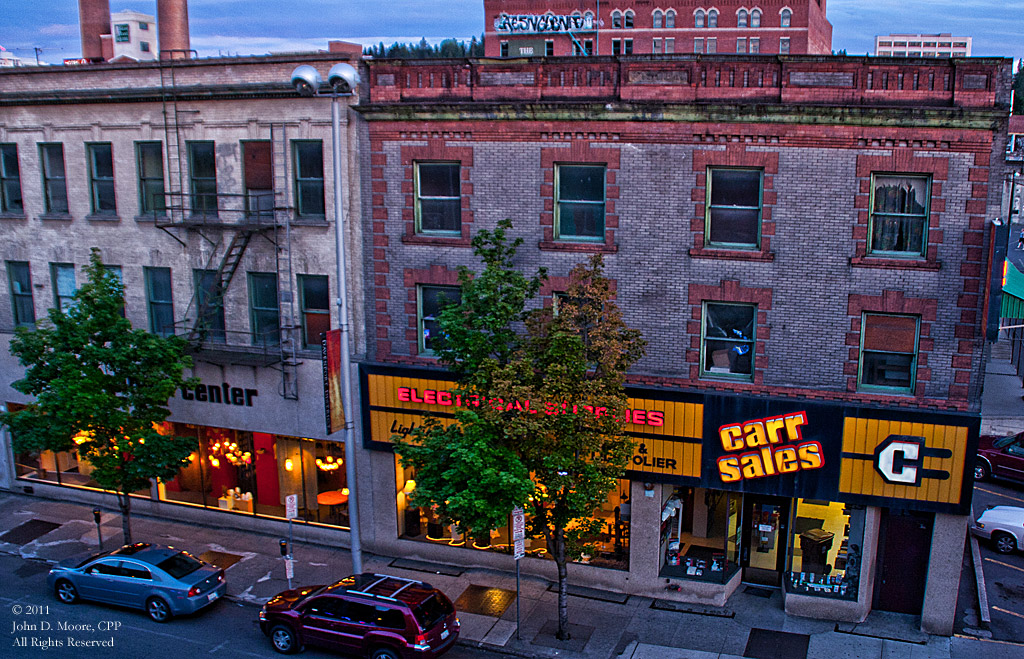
[874,34,971,58]
[110,9,157,61]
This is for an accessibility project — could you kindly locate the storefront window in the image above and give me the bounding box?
[396,459,629,570]
[661,487,740,583]
[785,500,864,599]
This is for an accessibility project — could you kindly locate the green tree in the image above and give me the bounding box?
[1,249,197,544]
[395,222,645,640]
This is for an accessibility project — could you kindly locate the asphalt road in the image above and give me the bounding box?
[0,552,506,659]
[970,476,1024,643]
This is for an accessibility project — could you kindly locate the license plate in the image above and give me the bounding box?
[208,591,218,603]
[440,629,449,640]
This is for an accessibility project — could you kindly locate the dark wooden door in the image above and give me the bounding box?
[873,510,933,614]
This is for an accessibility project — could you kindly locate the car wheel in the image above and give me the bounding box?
[146,597,172,623]
[370,647,401,659]
[54,580,78,604]
[974,461,990,482]
[993,532,1018,555]
[270,625,300,654]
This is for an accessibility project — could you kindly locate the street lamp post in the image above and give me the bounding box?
[290,63,363,574]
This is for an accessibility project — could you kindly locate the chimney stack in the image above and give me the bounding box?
[78,0,112,61]
[158,0,191,59]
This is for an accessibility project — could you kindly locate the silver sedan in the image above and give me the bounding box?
[47,542,226,622]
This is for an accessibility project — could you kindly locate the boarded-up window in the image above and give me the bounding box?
[860,313,919,392]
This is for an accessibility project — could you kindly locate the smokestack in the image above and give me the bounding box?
[158,0,191,59]
[78,0,112,61]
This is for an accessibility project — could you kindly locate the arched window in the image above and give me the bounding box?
[751,9,761,28]
[738,10,748,28]
[666,10,676,28]
[708,9,718,28]
[612,11,622,29]
[695,10,705,28]
[625,10,634,29]
[781,8,791,28]
[653,10,663,28]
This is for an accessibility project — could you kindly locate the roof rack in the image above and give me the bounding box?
[343,573,432,602]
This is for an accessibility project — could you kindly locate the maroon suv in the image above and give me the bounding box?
[975,431,1024,484]
[258,573,459,659]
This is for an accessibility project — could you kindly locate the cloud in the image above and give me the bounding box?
[38,23,78,37]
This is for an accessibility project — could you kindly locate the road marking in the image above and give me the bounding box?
[993,606,1024,620]
[954,633,1024,647]
[976,487,1024,505]
[985,557,1024,574]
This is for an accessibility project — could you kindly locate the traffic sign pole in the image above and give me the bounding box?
[511,506,525,640]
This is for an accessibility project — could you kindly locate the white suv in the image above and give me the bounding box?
[971,506,1024,554]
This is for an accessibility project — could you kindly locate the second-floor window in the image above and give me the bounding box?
[869,174,930,257]
[706,168,763,248]
[115,24,130,42]
[708,9,718,28]
[751,9,761,28]
[194,269,226,342]
[701,302,755,380]
[418,285,461,355]
[51,263,76,312]
[40,144,68,215]
[248,272,280,346]
[859,313,919,393]
[695,10,705,28]
[666,10,676,28]
[1,144,22,214]
[188,141,218,216]
[781,9,792,28]
[299,274,330,349]
[738,10,748,28]
[555,164,605,241]
[144,267,174,337]
[293,141,325,218]
[653,11,663,28]
[7,261,34,327]
[87,143,116,215]
[136,141,165,216]
[415,162,461,234]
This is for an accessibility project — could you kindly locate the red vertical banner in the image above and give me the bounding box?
[322,329,345,435]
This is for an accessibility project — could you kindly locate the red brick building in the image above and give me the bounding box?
[356,54,1011,633]
[484,0,833,57]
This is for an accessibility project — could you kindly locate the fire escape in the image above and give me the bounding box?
[156,55,300,400]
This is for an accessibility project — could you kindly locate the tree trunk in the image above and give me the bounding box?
[554,526,570,640]
[117,489,132,545]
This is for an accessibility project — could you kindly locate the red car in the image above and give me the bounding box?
[975,431,1024,484]
[258,573,459,659]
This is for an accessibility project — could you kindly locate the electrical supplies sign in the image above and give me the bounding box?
[494,13,595,34]
[322,330,345,435]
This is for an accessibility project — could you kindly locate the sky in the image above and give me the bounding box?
[0,1,1021,65]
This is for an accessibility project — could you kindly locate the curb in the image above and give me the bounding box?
[967,512,992,626]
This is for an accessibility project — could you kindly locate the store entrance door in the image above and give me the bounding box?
[874,510,933,614]
[741,495,790,586]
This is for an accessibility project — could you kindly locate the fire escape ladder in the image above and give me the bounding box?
[272,123,300,400]
[158,57,187,241]
[186,230,252,343]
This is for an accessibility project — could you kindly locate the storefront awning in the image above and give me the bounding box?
[1001,260,1024,320]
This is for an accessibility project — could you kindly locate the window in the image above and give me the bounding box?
[120,562,151,580]
[1,144,22,213]
[194,270,226,343]
[780,37,790,54]
[243,141,273,220]
[584,39,594,55]
[701,302,755,380]
[248,272,280,346]
[188,141,217,216]
[144,267,174,337]
[879,41,893,47]
[418,285,461,355]
[299,274,330,349]
[953,41,967,48]
[869,174,929,256]
[653,39,661,55]
[694,38,704,54]
[40,144,68,214]
[695,10,705,28]
[653,11,663,28]
[51,263,76,312]
[7,261,34,327]
[623,39,633,55]
[291,141,325,218]
[115,24,130,42]
[737,38,746,54]
[859,313,918,392]
[612,11,622,29]
[105,265,125,317]
[665,38,675,53]
[140,41,151,53]
[750,38,760,53]
[786,501,865,600]
[500,41,509,57]
[613,39,622,56]
[136,141,165,216]
[781,9,791,28]
[87,143,116,215]
[751,9,761,28]
[555,164,605,241]
[706,168,762,248]
[923,42,936,47]
[738,10,748,28]
[708,9,718,28]
[545,40,554,56]
[139,22,149,30]
[666,10,675,28]
[415,162,461,234]
[707,37,717,54]
[624,11,634,28]
[909,42,922,47]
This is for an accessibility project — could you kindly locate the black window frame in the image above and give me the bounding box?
[700,301,756,381]
[7,261,34,327]
[0,144,23,214]
[705,167,764,249]
[144,266,174,337]
[136,141,166,216]
[40,143,68,215]
[415,161,461,235]
[87,142,116,216]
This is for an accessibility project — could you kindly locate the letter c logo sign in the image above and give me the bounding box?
[872,435,952,487]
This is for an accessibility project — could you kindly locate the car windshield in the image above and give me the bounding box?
[412,594,454,630]
[75,552,110,568]
[994,434,1022,449]
[156,551,203,579]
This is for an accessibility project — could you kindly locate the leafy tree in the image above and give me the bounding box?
[395,221,645,640]
[1,249,197,544]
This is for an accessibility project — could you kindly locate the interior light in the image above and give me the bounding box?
[285,458,294,472]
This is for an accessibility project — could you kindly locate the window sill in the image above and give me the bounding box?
[539,241,618,253]
[38,213,73,222]
[850,256,940,271]
[85,214,121,223]
[689,247,774,262]
[0,212,27,220]
[134,214,167,223]
[290,217,329,227]
[402,234,472,247]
